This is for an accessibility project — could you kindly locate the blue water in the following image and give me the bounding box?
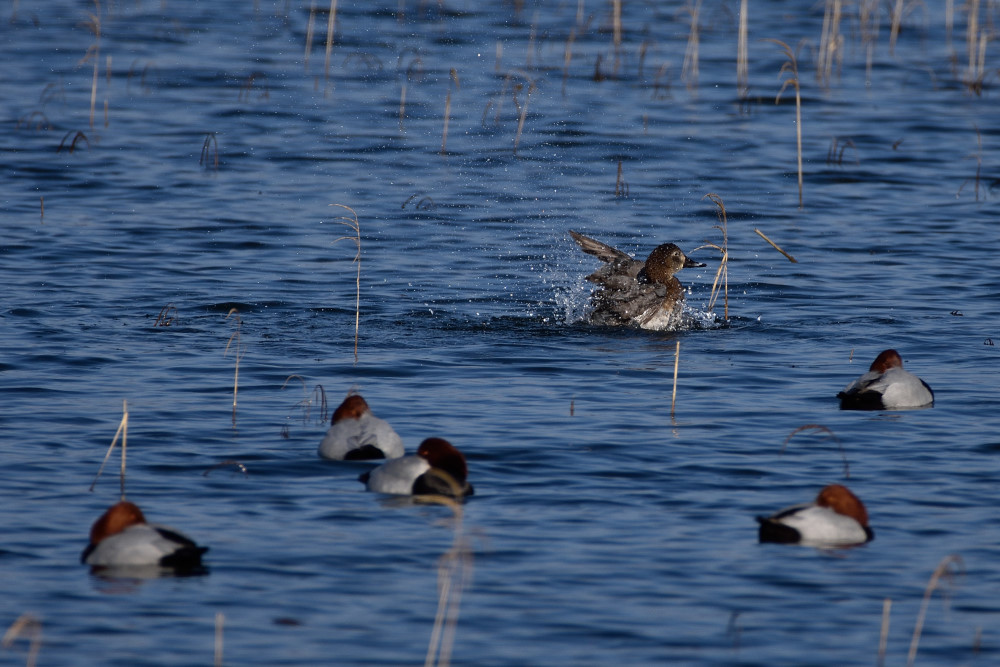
[3,1,1000,665]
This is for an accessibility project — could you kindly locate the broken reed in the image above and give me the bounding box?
[398,53,424,132]
[200,133,219,170]
[214,612,224,667]
[753,228,797,263]
[965,0,988,94]
[441,69,459,155]
[89,399,129,498]
[670,341,680,417]
[698,193,730,320]
[907,554,965,667]
[224,309,243,426]
[817,0,843,88]
[681,0,701,91]
[82,0,101,130]
[330,204,362,364]
[154,303,179,326]
[281,374,329,425]
[780,424,850,479]
[614,160,628,197]
[765,39,804,209]
[324,0,338,83]
[2,613,42,667]
[736,0,748,98]
[513,74,536,155]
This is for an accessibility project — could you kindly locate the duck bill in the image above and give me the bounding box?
[683,256,706,268]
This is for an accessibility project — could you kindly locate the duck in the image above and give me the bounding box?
[360,437,474,499]
[319,394,404,460]
[757,484,874,547]
[81,500,208,569]
[837,349,934,410]
[569,230,705,330]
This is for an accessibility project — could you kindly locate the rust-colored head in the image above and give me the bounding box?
[89,501,146,545]
[331,394,370,424]
[643,244,705,284]
[816,484,869,526]
[416,437,468,483]
[869,349,904,373]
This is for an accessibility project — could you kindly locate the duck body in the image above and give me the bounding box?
[838,349,933,410]
[569,230,704,330]
[319,394,404,460]
[757,484,873,547]
[360,438,473,499]
[81,501,208,569]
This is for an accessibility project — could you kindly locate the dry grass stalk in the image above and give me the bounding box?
[200,133,219,170]
[398,53,423,132]
[859,0,880,83]
[765,39,804,208]
[57,130,90,154]
[889,0,904,54]
[324,0,338,83]
[104,54,111,128]
[238,72,270,102]
[330,204,362,364]
[80,0,101,130]
[737,0,748,98]
[525,12,537,70]
[946,0,955,46]
[908,554,965,666]
[959,125,984,201]
[304,1,317,69]
[16,111,53,131]
[614,161,629,197]
[422,474,473,667]
[402,194,435,210]
[826,137,858,166]
[680,0,701,91]
[753,228,798,263]
[513,74,536,155]
[40,197,44,223]
[2,613,42,667]
[651,63,672,100]
[214,612,224,667]
[154,303,178,326]
[817,0,843,88]
[441,69,459,155]
[670,341,680,417]
[281,375,329,424]
[562,28,577,96]
[780,424,850,478]
[965,0,986,94]
[696,193,730,320]
[89,400,129,497]
[224,309,243,426]
[611,0,622,74]
[878,598,891,667]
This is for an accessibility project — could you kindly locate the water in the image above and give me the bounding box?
[3,1,1000,665]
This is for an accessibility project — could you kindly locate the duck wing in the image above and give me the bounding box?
[589,282,667,326]
[569,230,645,285]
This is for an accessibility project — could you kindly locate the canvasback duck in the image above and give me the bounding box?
[360,437,474,499]
[319,394,404,461]
[757,484,874,547]
[569,230,705,330]
[81,501,208,569]
[837,349,934,410]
